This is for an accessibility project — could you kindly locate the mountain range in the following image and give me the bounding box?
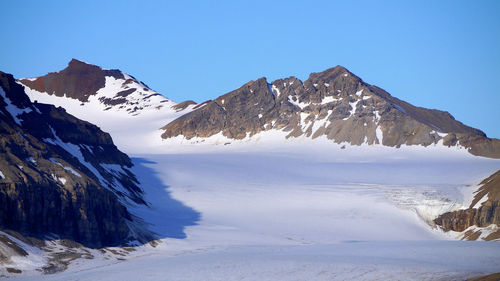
[19,59,500,158]
[1,59,499,277]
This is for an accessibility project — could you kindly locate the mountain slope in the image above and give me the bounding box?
[0,70,151,251]
[161,66,500,158]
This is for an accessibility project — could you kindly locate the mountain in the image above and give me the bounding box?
[0,70,153,269]
[161,66,500,158]
[19,60,499,158]
[18,59,196,153]
[19,59,192,115]
[434,169,500,240]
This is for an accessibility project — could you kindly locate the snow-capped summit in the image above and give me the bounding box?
[18,59,197,153]
[20,59,191,116]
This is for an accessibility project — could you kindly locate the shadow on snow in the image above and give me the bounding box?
[129,157,200,242]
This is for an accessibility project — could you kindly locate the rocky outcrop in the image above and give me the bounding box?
[20,59,124,102]
[434,170,500,240]
[0,71,148,248]
[161,66,500,158]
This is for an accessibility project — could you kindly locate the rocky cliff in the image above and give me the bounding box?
[161,66,500,158]
[434,170,500,241]
[0,71,149,248]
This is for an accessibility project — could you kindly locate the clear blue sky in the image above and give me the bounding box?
[2,0,499,138]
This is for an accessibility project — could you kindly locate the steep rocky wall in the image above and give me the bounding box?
[0,71,146,248]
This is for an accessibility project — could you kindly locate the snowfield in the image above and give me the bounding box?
[13,140,500,280]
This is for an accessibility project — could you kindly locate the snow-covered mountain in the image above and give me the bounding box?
[18,59,196,153]
[161,66,500,158]
[19,60,500,158]
[20,59,193,116]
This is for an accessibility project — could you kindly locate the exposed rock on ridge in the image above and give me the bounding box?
[434,170,500,241]
[20,59,124,102]
[0,71,149,248]
[161,66,500,158]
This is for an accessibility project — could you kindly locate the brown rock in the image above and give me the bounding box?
[161,65,499,158]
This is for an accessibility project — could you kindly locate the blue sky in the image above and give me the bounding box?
[2,0,499,138]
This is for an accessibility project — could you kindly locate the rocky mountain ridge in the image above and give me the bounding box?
[0,70,152,251]
[161,66,500,158]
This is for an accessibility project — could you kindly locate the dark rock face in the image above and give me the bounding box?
[0,71,146,248]
[434,170,500,239]
[161,66,499,158]
[20,59,124,102]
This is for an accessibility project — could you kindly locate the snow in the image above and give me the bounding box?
[376,126,383,143]
[472,193,488,209]
[0,230,47,272]
[0,170,4,179]
[49,158,82,177]
[287,95,309,109]
[320,95,339,104]
[22,78,195,154]
[12,143,500,280]
[258,113,263,118]
[271,84,281,97]
[0,86,32,125]
[58,177,67,185]
[343,100,359,120]
[374,110,381,122]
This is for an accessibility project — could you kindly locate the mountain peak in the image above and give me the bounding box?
[307,65,361,83]
[20,59,125,102]
[67,58,99,70]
